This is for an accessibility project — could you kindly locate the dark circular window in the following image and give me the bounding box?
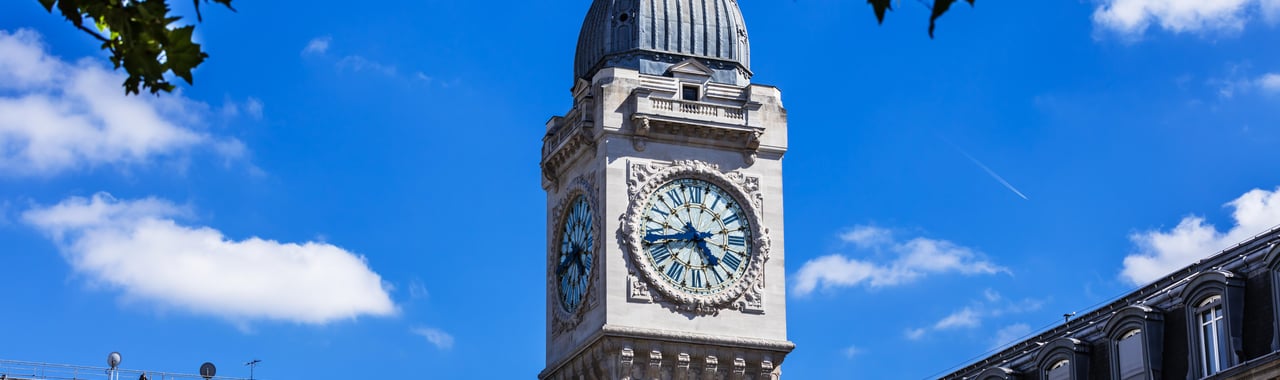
[619,13,630,22]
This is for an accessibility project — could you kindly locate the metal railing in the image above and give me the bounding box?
[0,360,250,380]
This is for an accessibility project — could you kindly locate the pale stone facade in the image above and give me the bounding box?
[541,1,794,378]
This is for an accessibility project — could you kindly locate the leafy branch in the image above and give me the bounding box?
[868,0,975,38]
[37,0,235,95]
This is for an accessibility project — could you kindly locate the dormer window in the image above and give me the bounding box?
[682,84,700,101]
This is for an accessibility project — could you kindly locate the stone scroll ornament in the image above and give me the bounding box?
[549,173,602,334]
[619,160,770,315]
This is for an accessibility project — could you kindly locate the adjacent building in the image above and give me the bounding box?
[941,226,1280,380]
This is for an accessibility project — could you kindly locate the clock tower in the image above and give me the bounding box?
[541,1,794,378]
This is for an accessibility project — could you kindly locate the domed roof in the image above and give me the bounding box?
[574,0,751,83]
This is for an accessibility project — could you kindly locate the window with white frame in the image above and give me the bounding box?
[1196,295,1226,377]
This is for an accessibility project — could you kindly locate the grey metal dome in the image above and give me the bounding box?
[574,0,751,83]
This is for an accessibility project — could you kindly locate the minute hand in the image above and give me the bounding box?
[644,230,698,242]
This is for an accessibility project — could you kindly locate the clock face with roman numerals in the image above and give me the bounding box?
[640,178,752,295]
[556,195,594,313]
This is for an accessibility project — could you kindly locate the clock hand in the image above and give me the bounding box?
[678,222,719,267]
[695,238,718,267]
[644,229,698,243]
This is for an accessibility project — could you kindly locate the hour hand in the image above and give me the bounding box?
[695,239,718,267]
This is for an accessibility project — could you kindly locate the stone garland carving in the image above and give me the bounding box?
[619,159,772,316]
[549,172,603,335]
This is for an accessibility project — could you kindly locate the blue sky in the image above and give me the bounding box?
[1,0,1279,378]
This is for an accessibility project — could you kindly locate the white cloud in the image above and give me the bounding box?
[1259,73,1280,93]
[22,193,397,325]
[906,290,1044,341]
[1121,187,1280,285]
[991,324,1032,350]
[411,327,455,350]
[408,279,430,300]
[0,29,241,176]
[337,55,399,77]
[1093,0,1278,38]
[793,226,1008,295]
[301,36,331,56]
[934,307,981,330]
[841,345,865,359]
[838,225,893,248]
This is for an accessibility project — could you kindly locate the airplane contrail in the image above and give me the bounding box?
[940,137,1030,201]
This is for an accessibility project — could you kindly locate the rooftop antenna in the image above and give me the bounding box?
[245,359,261,380]
[107,352,122,380]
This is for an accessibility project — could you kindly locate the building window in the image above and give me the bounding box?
[1196,295,1226,376]
[1106,305,1165,380]
[1045,359,1071,380]
[681,84,700,101]
[1034,338,1089,380]
[1180,270,1244,378]
[1116,329,1146,380]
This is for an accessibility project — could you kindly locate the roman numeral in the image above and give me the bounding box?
[666,262,685,281]
[691,269,704,288]
[728,235,746,247]
[650,207,669,217]
[710,266,725,283]
[710,194,721,209]
[650,245,672,263]
[690,187,704,204]
[667,189,686,206]
[722,212,740,225]
[722,253,742,271]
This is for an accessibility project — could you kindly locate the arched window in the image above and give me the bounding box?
[1034,338,1089,380]
[1105,305,1164,380]
[1180,270,1245,378]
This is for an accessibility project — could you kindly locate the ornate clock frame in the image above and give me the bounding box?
[548,172,602,334]
[619,160,771,316]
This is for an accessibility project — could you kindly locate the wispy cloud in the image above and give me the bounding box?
[408,278,430,300]
[23,193,398,326]
[301,36,331,56]
[907,290,1044,341]
[934,307,981,330]
[1093,0,1280,39]
[991,324,1032,350]
[1259,73,1280,93]
[842,345,866,359]
[792,226,1008,296]
[0,29,243,176]
[411,327,455,350]
[1120,186,1280,285]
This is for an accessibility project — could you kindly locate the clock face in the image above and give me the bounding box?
[641,178,752,295]
[556,195,594,313]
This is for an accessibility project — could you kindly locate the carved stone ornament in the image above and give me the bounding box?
[619,160,771,315]
[549,172,603,334]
